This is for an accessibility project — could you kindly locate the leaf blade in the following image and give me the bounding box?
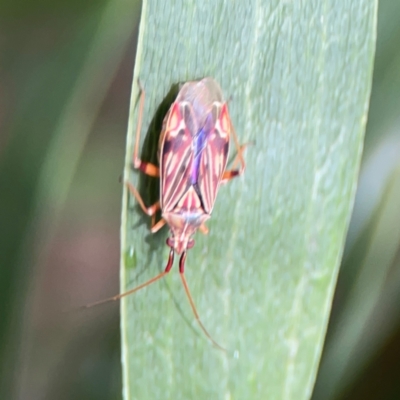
[121,1,377,399]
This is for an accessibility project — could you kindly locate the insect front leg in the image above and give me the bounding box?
[128,80,164,229]
[133,80,160,177]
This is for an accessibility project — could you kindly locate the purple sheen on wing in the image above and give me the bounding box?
[191,114,213,184]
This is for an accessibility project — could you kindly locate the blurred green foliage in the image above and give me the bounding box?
[0,0,139,398]
[1,2,104,384]
[0,0,107,18]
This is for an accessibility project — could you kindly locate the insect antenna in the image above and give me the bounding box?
[79,249,175,310]
[178,252,227,352]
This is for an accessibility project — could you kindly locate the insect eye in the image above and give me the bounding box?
[187,239,195,249]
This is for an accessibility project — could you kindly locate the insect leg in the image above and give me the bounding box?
[82,249,175,309]
[221,167,241,182]
[126,182,166,232]
[199,223,209,235]
[220,121,247,183]
[126,181,160,217]
[221,145,246,182]
[228,121,246,174]
[133,80,160,177]
[151,218,166,233]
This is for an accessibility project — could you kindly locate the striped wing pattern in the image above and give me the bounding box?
[197,104,230,213]
[159,98,230,215]
[160,102,195,212]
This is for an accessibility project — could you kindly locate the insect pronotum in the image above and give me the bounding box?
[87,77,246,350]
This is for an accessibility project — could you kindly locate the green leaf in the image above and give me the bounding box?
[120,1,377,399]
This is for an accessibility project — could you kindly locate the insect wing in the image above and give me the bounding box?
[159,102,196,212]
[197,103,230,213]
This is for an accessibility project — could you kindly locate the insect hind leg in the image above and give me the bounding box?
[126,181,163,230]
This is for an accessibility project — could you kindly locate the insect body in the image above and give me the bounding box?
[122,78,245,349]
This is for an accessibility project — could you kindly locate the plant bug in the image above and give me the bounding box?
[88,77,246,350]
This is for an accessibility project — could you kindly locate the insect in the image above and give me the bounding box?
[89,77,246,350]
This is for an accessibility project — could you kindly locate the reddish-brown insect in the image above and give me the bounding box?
[90,77,245,350]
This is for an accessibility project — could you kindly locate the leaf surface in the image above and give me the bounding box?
[121,1,377,399]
